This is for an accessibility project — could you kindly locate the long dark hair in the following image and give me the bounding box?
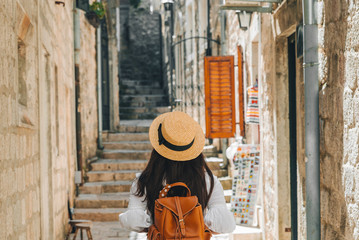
[135,149,215,219]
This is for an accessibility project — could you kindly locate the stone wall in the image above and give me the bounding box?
[0,1,98,239]
[318,0,359,239]
[230,0,359,239]
[0,0,74,239]
[0,1,42,238]
[163,0,359,239]
[166,0,210,131]
[79,12,98,164]
[119,0,162,81]
[224,1,303,239]
[105,0,121,131]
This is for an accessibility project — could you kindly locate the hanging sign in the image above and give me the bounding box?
[230,144,260,226]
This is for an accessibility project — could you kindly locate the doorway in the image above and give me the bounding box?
[288,33,298,240]
[101,20,110,130]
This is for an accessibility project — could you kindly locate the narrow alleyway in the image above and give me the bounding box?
[70,118,237,239]
[70,73,259,239]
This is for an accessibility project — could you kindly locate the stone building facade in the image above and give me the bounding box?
[0,1,77,238]
[163,0,359,239]
[0,0,120,239]
[119,0,162,81]
[161,0,210,129]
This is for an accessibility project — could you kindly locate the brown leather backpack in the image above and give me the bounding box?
[147,182,212,240]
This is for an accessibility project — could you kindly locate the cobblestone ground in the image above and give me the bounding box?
[68,221,231,240]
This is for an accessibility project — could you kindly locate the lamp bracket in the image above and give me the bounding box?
[172,36,221,47]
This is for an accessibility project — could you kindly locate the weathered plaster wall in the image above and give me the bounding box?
[258,0,359,239]
[259,14,279,240]
[0,0,77,239]
[0,1,101,239]
[105,0,121,131]
[225,1,303,239]
[79,11,98,164]
[168,0,208,130]
[0,1,42,238]
[318,0,359,239]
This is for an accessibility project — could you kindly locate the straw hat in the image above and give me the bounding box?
[149,111,205,161]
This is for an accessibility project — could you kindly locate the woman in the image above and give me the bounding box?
[119,111,236,234]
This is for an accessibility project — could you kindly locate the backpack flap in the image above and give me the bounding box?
[156,195,199,217]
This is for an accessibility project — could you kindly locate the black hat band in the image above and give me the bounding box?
[157,123,195,152]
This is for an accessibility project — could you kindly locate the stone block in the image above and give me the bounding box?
[73,207,126,221]
[107,132,149,142]
[6,202,14,237]
[354,167,359,203]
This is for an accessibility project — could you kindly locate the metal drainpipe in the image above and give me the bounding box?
[170,5,174,109]
[206,0,211,56]
[303,0,320,239]
[74,6,83,171]
[97,15,104,149]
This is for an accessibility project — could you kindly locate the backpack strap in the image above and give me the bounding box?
[159,182,191,198]
[175,196,186,237]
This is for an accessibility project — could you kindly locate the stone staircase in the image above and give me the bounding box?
[119,79,171,120]
[73,123,232,222]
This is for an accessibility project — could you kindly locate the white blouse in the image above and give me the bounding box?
[118,173,236,233]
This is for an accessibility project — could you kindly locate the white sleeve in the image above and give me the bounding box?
[118,178,153,232]
[204,175,236,233]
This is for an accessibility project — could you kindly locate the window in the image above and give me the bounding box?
[204,56,235,138]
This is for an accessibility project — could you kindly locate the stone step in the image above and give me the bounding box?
[212,169,228,178]
[86,170,140,182]
[120,80,161,88]
[91,159,226,172]
[206,157,224,170]
[203,145,219,158]
[218,176,233,190]
[120,94,168,104]
[91,159,148,171]
[119,112,162,120]
[75,193,130,208]
[73,208,126,222]
[118,119,152,133]
[120,87,164,95]
[120,100,170,108]
[103,141,152,150]
[92,159,227,172]
[231,226,262,240]
[224,189,232,203]
[81,178,231,195]
[101,149,152,160]
[119,125,150,133]
[120,106,171,114]
[80,181,133,194]
[104,133,149,142]
[75,189,231,209]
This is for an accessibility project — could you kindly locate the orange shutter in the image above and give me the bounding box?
[238,46,245,137]
[204,56,235,139]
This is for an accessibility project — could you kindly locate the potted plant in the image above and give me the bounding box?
[85,2,105,28]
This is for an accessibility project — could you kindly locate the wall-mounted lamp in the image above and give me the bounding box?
[236,10,252,30]
[161,0,174,11]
